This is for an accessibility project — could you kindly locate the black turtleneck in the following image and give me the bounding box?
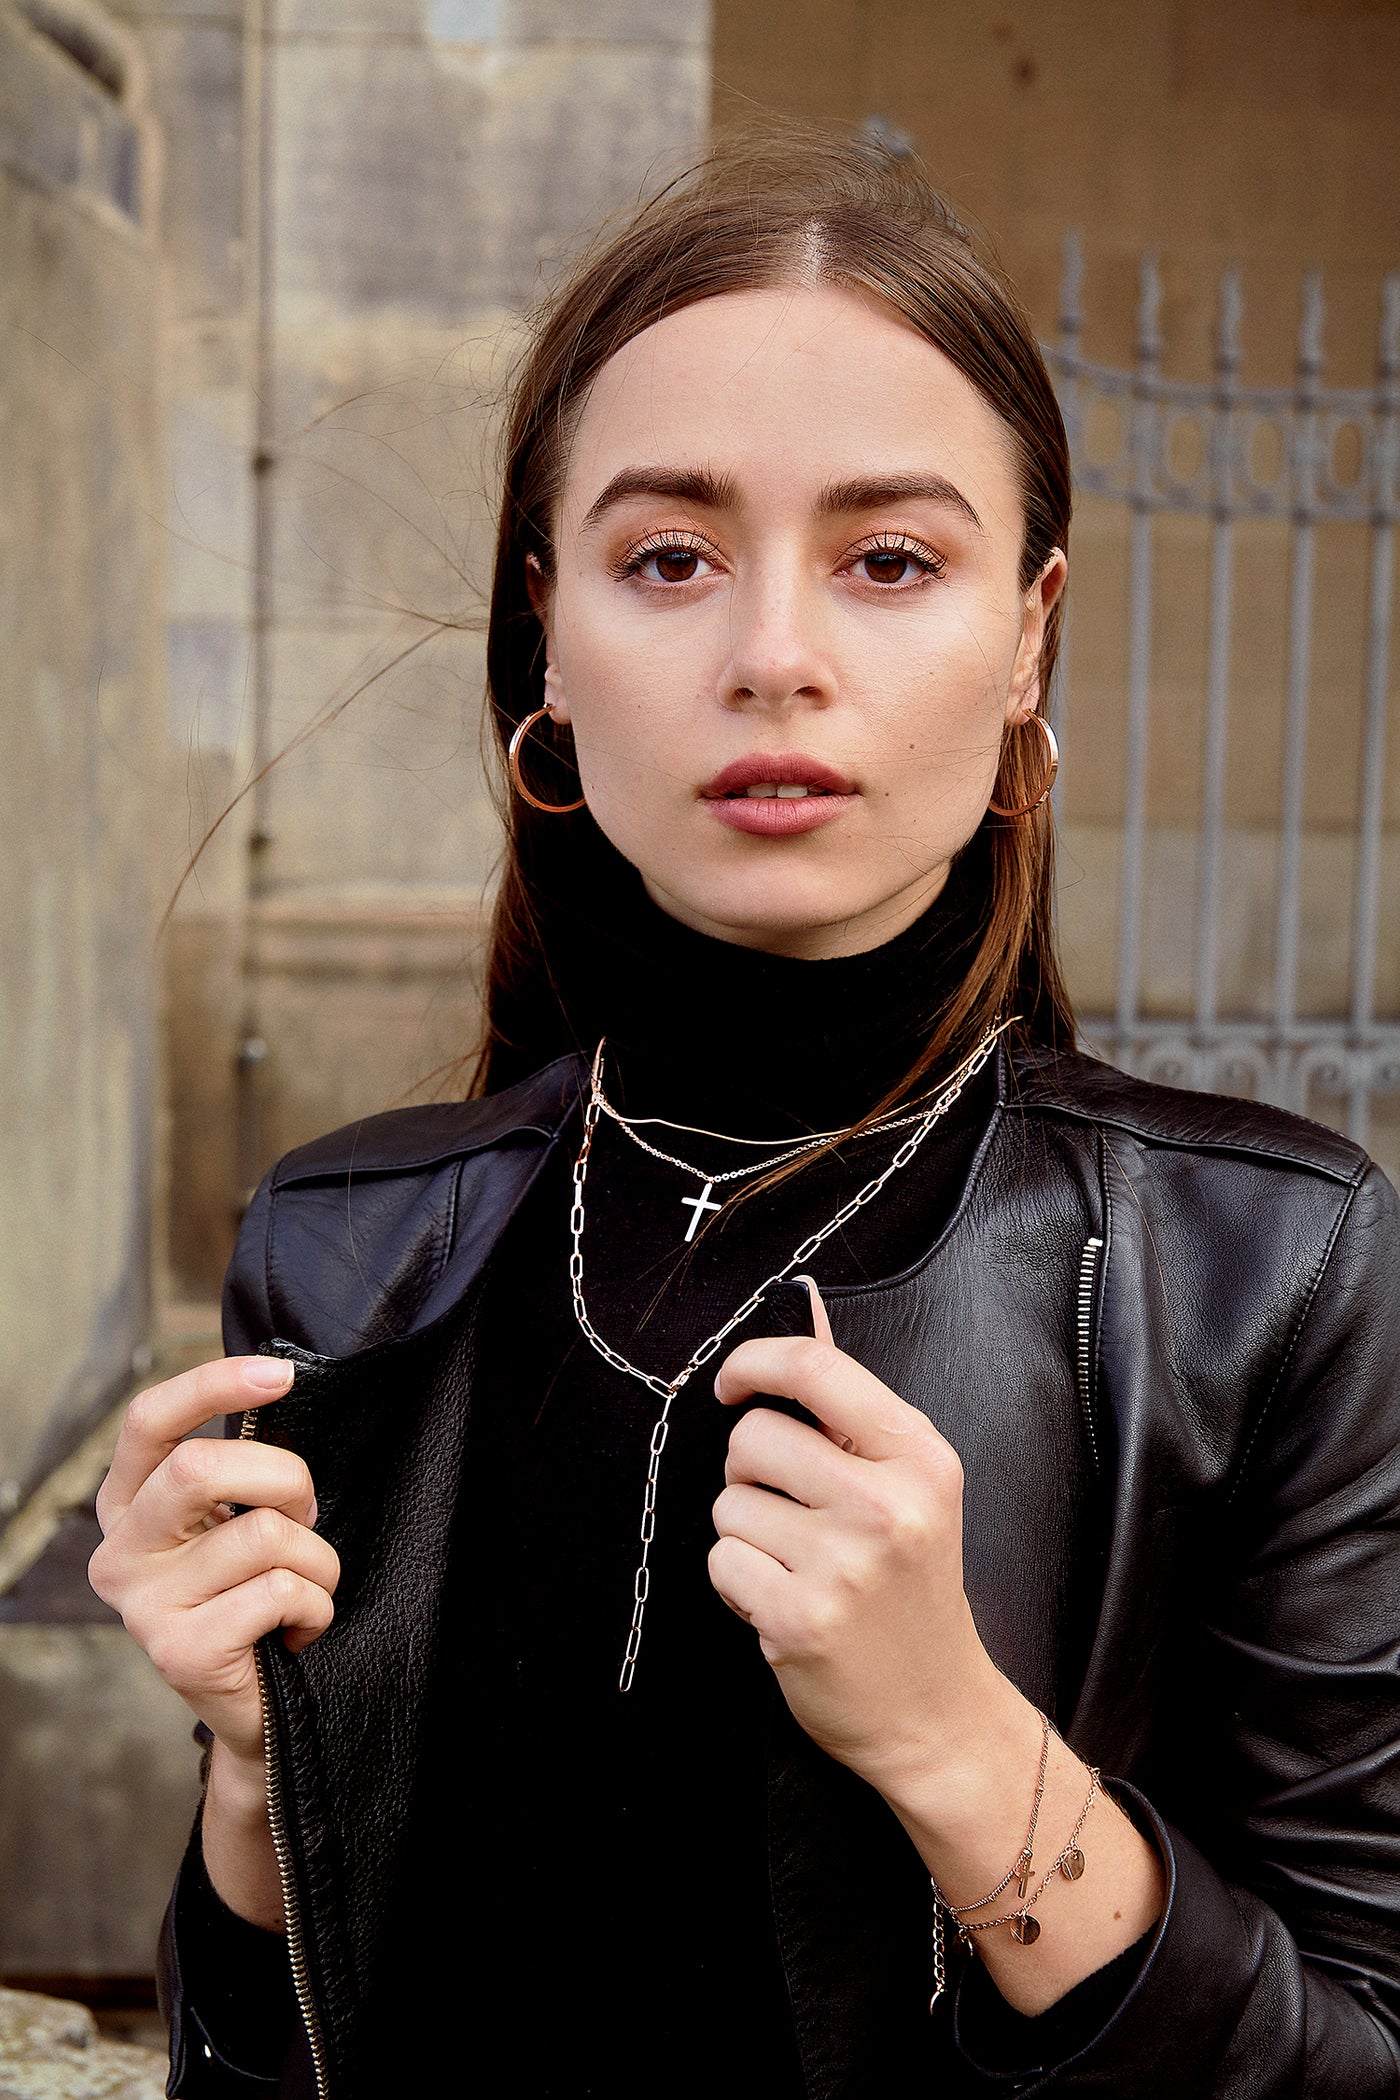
[178,853,1149,2093]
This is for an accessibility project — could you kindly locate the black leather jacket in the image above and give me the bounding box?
[159,1043,1400,2098]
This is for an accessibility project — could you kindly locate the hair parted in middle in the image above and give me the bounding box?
[477,124,1074,1126]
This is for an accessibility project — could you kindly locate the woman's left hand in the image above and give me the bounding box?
[709,1282,1001,1795]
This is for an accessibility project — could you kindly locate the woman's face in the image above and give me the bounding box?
[534,283,1065,959]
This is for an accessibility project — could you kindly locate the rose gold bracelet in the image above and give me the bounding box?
[928,1755,1101,2007]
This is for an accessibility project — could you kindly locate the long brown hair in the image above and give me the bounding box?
[478,126,1074,1118]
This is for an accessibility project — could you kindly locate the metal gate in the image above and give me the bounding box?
[1046,235,1400,1164]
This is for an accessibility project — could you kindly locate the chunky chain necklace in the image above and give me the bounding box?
[569,1019,1012,1690]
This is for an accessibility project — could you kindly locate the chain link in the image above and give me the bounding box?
[593,1059,962,1189]
[569,1022,1013,1691]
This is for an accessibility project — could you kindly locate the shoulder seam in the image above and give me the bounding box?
[1005,1093,1362,1185]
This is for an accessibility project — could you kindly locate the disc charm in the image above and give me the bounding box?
[1010,1913,1041,1946]
[1060,1847,1086,1881]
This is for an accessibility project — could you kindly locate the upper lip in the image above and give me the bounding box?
[701,753,858,798]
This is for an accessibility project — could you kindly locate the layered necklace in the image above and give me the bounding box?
[569,1019,1011,1689]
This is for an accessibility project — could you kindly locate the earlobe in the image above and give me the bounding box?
[543,661,571,727]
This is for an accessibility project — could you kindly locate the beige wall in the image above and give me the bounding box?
[0,6,163,1504]
[130,0,714,1303]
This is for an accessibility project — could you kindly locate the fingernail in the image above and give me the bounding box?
[244,1357,295,1392]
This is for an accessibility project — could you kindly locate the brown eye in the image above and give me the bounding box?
[653,548,700,583]
[862,549,916,584]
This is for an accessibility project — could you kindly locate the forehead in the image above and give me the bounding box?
[562,282,1024,533]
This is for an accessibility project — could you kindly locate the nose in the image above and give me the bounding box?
[716,566,836,716]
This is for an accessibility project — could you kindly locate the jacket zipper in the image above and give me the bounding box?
[1075,1237,1104,1473]
[240,1404,332,2100]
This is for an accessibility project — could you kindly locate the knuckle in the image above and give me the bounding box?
[279,1455,315,1506]
[164,1438,212,1494]
[122,1388,160,1442]
[264,1566,302,1614]
[189,1357,235,1411]
[242,1504,292,1559]
[792,1336,838,1389]
[86,1539,114,1601]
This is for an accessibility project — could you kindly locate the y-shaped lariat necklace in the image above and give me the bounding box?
[568,1018,1012,1690]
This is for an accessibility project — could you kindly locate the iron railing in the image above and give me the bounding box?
[1048,236,1400,1154]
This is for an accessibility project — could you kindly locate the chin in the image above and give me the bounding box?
[647,864,917,956]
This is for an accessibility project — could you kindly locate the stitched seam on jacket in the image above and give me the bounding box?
[1226,1163,1369,1501]
[1003,1093,1361,1183]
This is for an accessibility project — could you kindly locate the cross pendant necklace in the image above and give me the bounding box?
[680,1179,723,1241]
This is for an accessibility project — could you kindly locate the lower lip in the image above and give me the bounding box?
[703,793,858,837]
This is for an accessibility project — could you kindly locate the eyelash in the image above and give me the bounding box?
[613,531,719,580]
[849,531,947,582]
[613,529,948,585]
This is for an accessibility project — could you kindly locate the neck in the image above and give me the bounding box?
[528,836,993,1139]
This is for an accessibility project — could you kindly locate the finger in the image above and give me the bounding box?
[712,1480,815,1572]
[172,1505,341,1609]
[718,1334,942,1466]
[791,1277,851,1447]
[121,1439,316,1554]
[97,1357,296,1529]
[707,1533,790,1628]
[792,1274,834,1348]
[724,1405,854,1509]
[179,1567,336,1678]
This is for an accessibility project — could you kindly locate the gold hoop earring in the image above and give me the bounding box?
[508,706,585,814]
[988,714,1059,818]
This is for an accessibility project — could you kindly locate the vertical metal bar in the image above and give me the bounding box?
[1275,273,1324,1056]
[1194,269,1244,1041]
[1115,254,1163,1052]
[1348,273,1400,1144]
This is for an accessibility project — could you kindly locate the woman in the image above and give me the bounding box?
[92,135,1400,2097]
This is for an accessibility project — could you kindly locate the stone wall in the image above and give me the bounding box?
[129,0,714,1302]
[0,2,162,1509]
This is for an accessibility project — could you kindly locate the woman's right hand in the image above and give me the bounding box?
[89,1355,340,1768]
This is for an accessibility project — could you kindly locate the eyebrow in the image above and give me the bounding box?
[580,466,739,531]
[816,473,985,534]
[578,463,985,536]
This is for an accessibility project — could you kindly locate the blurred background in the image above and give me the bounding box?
[2,0,1397,2062]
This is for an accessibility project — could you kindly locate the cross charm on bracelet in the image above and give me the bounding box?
[680,1180,723,1241]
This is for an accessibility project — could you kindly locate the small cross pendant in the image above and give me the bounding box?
[680,1180,723,1242]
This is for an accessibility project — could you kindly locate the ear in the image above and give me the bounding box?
[1005,549,1068,727]
[525,552,570,725]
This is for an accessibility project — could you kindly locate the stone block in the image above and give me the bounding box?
[0,1988,165,2100]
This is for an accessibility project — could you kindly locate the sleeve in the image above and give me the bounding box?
[157,1732,306,2098]
[957,1917,1155,2074]
[954,1162,1400,2096]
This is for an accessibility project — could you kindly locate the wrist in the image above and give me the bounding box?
[205,1735,271,1827]
[866,1662,1038,1831]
